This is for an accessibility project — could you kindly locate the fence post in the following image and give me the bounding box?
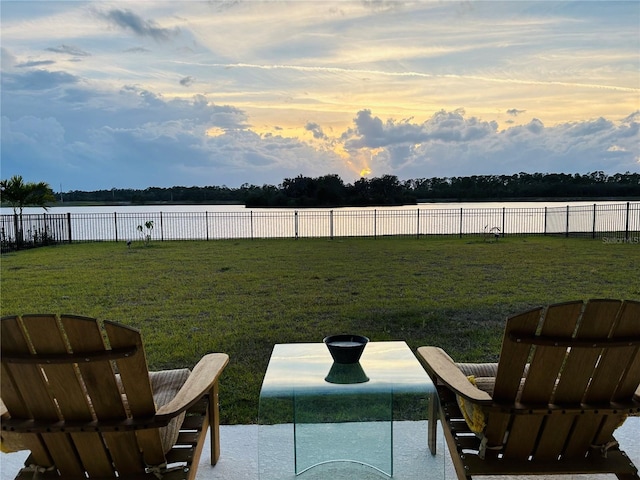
[626,202,630,241]
[416,208,420,239]
[330,210,334,240]
[251,211,254,240]
[459,208,463,238]
[160,212,164,241]
[43,213,48,244]
[114,212,118,242]
[67,212,72,244]
[206,212,209,241]
[295,210,299,239]
[592,204,596,239]
[502,207,506,238]
[374,209,377,239]
[544,207,547,235]
[565,205,570,238]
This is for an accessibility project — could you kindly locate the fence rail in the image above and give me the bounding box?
[1,202,639,252]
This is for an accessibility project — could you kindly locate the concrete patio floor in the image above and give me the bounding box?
[1,417,638,479]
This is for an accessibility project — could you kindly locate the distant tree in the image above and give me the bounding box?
[0,175,56,246]
[280,174,347,206]
[368,174,406,204]
[281,175,318,205]
[316,174,345,205]
[347,177,373,205]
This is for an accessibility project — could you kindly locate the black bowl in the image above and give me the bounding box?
[323,334,369,364]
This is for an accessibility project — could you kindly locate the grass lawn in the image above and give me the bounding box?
[1,236,638,424]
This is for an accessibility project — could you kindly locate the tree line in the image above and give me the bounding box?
[56,172,639,207]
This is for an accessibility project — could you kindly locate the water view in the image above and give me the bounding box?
[1,200,629,216]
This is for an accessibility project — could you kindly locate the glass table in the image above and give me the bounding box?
[258,341,439,478]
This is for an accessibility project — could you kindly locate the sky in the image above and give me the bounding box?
[1,1,639,191]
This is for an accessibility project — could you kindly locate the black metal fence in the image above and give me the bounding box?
[1,202,638,252]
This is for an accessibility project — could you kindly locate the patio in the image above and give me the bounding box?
[1,417,637,479]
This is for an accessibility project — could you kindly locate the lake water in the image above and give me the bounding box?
[1,200,627,216]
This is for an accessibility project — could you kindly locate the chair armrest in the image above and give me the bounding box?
[155,353,229,421]
[416,346,492,404]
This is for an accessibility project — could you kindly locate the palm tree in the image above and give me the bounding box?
[0,175,56,247]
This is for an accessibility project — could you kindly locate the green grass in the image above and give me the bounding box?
[2,236,639,424]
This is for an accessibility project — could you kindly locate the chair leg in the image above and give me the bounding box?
[428,391,438,455]
[615,473,640,480]
[210,381,221,465]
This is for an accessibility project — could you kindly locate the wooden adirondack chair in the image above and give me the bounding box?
[417,299,640,479]
[1,314,229,480]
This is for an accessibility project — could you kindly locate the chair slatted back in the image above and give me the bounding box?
[104,319,165,469]
[1,314,166,478]
[485,299,640,461]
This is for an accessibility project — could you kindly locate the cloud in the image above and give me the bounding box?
[305,122,327,140]
[99,9,179,42]
[343,109,497,151]
[1,115,70,182]
[208,0,242,13]
[622,111,640,123]
[1,69,78,91]
[361,0,403,12]
[343,110,424,150]
[0,71,351,188]
[526,119,544,135]
[507,108,526,116]
[180,76,195,87]
[46,44,91,56]
[187,62,639,94]
[2,72,638,189]
[334,109,639,179]
[124,47,151,54]
[16,60,56,68]
[1,47,16,69]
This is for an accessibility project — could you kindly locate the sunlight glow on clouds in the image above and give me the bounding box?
[1,1,638,190]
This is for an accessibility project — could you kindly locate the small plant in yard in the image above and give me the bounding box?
[137,220,154,246]
[483,225,501,242]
